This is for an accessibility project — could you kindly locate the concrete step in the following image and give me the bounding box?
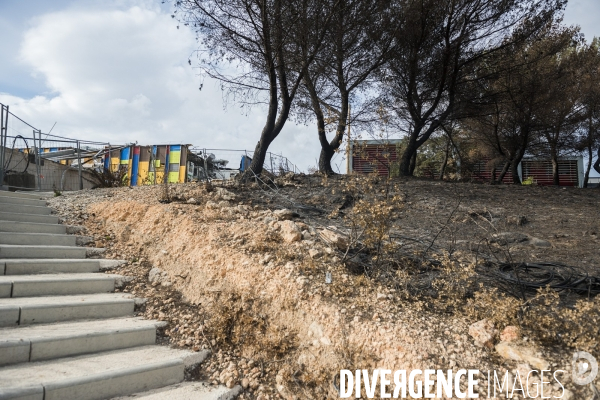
[0,220,66,234]
[0,211,59,224]
[0,345,204,400]
[113,382,242,400]
[15,190,54,198]
[0,273,118,298]
[0,293,135,327]
[0,317,162,366]
[0,232,77,246]
[1,259,101,275]
[0,245,87,259]
[0,195,47,207]
[0,203,52,215]
[0,190,52,199]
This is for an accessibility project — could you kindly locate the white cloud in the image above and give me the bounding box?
[0,0,325,171]
[5,0,595,175]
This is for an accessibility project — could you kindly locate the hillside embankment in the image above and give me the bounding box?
[48,176,600,399]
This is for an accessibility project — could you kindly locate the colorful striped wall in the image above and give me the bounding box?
[103,144,188,186]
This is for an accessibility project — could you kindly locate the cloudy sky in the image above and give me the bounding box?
[1,0,599,172]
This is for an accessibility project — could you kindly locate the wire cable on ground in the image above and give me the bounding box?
[477,262,600,298]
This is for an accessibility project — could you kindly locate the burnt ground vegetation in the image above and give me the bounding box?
[49,175,600,399]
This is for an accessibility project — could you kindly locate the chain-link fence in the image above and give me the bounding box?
[1,103,110,192]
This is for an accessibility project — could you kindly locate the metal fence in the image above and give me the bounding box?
[188,147,299,181]
[0,103,109,192]
[1,103,302,191]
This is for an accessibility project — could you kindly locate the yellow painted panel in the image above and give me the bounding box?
[169,151,181,165]
[127,162,132,186]
[168,171,179,183]
[138,161,150,185]
[110,158,120,173]
[179,166,186,183]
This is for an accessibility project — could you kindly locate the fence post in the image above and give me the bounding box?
[34,129,42,191]
[0,104,5,187]
[77,140,83,190]
[203,148,208,181]
[269,153,273,174]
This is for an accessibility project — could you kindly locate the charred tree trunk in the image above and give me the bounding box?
[443,125,463,179]
[583,144,593,188]
[246,110,292,177]
[510,160,521,184]
[409,150,417,175]
[510,147,526,184]
[318,146,336,175]
[317,94,348,175]
[399,135,419,176]
[244,0,334,178]
[303,74,332,175]
[438,137,450,180]
[551,151,560,186]
[549,137,560,185]
[594,146,600,175]
[399,121,441,176]
[244,2,280,178]
[304,73,348,175]
[496,159,511,183]
[510,126,529,184]
[583,116,595,188]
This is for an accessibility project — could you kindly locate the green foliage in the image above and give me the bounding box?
[89,168,129,188]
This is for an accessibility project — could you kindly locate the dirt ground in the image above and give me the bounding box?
[48,176,600,399]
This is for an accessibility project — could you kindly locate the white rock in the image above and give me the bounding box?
[273,209,297,221]
[296,276,308,287]
[308,322,324,339]
[148,267,163,283]
[216,188,236,201]
[308,249,321,258]
[468,319,498,348]
[280,220,302,243]
[495,341,550,370]
[319,228,349,250]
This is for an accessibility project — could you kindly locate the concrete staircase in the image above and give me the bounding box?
[0,191,240,400]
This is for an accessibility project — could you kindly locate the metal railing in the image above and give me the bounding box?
[1,103,302,190]
[188,148,300,180]
[1,103,110,192]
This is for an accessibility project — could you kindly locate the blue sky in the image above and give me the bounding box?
[0,0,599,173]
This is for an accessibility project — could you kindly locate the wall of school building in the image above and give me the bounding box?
[348,141,586,187]
[471,157,584,186]
[104,145,188,186]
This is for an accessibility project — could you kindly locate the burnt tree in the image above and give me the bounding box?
[175,0,338,176]
[381,0,565,177]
